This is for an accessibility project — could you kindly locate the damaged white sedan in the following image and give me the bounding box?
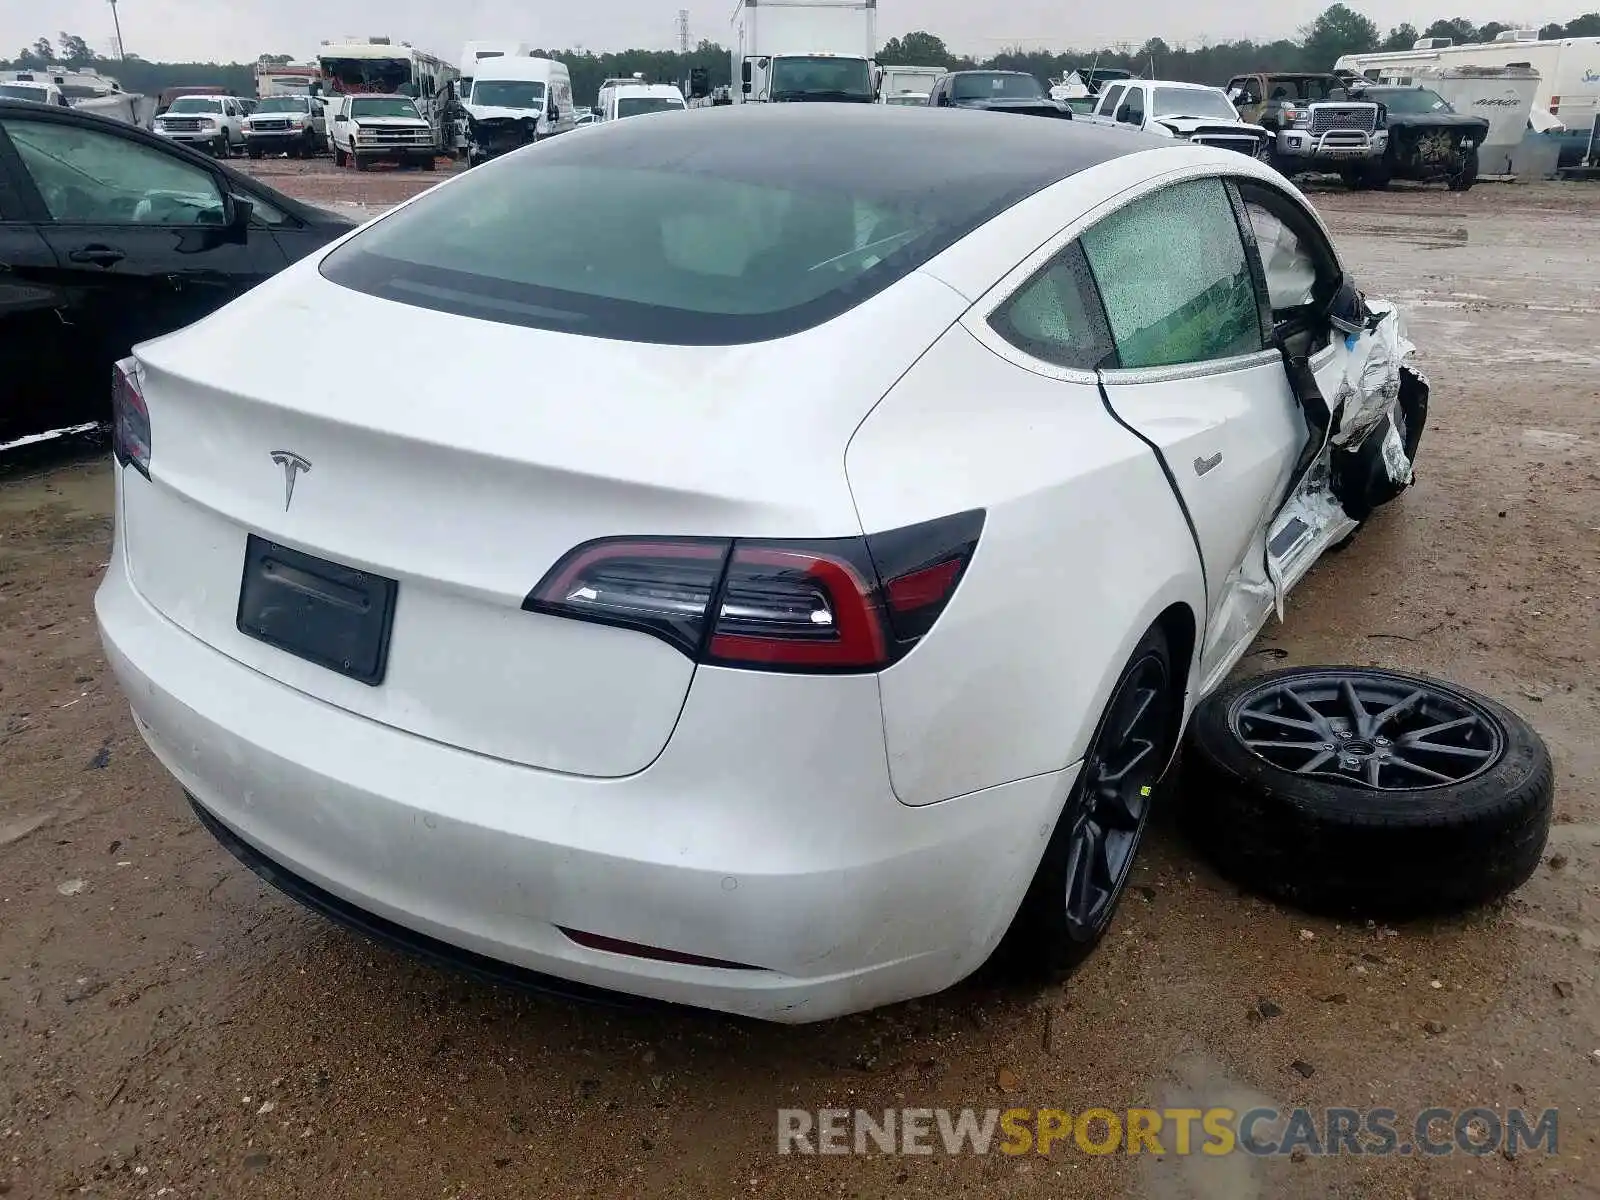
[96,108,1425,1022]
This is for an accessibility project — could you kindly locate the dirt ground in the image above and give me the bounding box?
[1,170,1597,1200]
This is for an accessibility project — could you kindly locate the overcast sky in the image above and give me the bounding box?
[7,0,1573,64]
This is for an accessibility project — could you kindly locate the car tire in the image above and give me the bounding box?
[1341,167,1368,190]
[997,623,1180,976]
[213,135,229,157]
[353,152,368,172]
[1182,666,1553,918]
[421,156,437,171]
[333,146,346,168]
[1448,149,1479,192]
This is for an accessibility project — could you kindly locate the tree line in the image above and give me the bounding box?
[6,9,1599,104]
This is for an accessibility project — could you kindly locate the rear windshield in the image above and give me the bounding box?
[0,84,49,101]
[1370,88,1452,114]
[320,114,1058,344]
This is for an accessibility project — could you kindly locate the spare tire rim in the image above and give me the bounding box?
[1230,670,1504,792]
[1064,651,1173,937]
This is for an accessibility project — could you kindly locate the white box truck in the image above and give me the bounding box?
[731,0,879,104]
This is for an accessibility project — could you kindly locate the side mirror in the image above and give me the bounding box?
[1326,276,1368,335]
[741,81,751,94]
[334,113,346,122]
[224,194,253,243]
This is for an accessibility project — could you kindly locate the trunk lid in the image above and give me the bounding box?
[123,266,967,776]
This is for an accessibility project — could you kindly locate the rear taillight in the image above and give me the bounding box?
[111,359,151,479]
[524,511,984,674]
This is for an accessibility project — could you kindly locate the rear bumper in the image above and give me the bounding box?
[96,506,1070,1022]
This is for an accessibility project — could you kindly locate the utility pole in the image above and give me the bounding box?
[108,0,126,61]
[677,9,691,55]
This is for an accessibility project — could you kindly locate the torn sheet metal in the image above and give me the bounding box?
[1327,299,1416,452]
[1266,460,1360,620]
[1380,420,1414,488]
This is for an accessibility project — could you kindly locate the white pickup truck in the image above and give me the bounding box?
[1081,78,1271,159]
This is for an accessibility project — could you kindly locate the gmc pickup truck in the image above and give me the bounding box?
[1226,72,1385,176]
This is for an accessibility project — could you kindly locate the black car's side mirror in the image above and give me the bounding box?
[221,194,253,244]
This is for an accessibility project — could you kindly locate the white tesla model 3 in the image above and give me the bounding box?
[97,105,1425,1022]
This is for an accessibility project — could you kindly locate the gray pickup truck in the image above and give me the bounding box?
[1226,72,1385,175]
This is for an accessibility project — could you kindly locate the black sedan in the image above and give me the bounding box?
[927,71,1072,120]
[0,100,355,447]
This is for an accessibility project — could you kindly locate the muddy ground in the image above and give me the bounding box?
[1,170,1596,1199]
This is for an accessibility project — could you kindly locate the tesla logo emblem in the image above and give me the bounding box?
[270,450,312,511]
[1194,452,1223,477]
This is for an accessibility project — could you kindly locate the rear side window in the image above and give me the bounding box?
[988,241,1114,371]
[1082,177,1263,370]
[320,123,1059,344]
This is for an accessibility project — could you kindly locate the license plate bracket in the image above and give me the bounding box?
[236,535,397,686]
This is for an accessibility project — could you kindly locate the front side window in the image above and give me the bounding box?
[953,73,1044,101]
[1120,88,1145,124]
[471,80,546,109]
[1082,177,1262,370]
[4,118,225,225]
[1099,84,1126,116]
[1236,181,1339,318]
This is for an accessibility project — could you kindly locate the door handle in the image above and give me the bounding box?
[67,245,125,267]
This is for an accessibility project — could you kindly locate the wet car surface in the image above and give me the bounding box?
[0,168,1595,1198]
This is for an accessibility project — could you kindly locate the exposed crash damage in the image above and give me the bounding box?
[467,114,539,163]
[1343,85,1490,191]
[1206,285,1427,678]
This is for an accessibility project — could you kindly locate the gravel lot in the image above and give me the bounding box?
[1,166,1596,1199]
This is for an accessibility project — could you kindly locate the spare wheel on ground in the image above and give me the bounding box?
[1182,666,1553,917]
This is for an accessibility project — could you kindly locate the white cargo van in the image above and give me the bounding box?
[877,64,944,105]
[463,55,575,165]
[598,82,687,122]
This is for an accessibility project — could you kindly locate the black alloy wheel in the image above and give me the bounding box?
[1183,666,1553,917]
[999,625,1178,976]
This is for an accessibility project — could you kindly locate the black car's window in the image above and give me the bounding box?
[320,131,1056,344]
[1370,88,1452,114]
[1083,177,1263,370]
[952,73,1043,101]
[4,119,225,226]
[989,240,1115,371]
